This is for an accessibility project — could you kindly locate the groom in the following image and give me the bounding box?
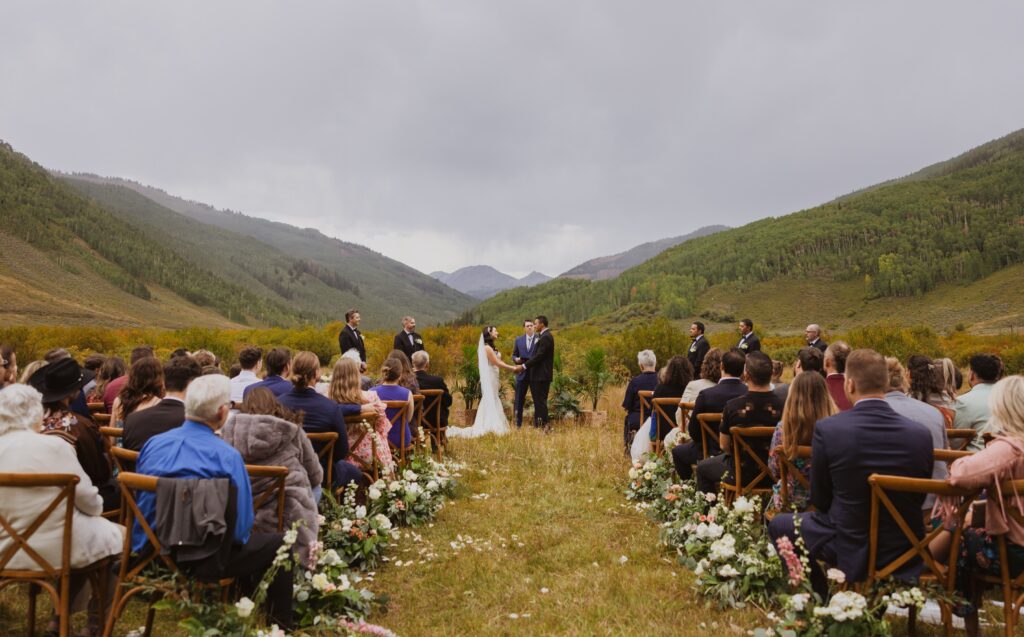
[517,315,555,431]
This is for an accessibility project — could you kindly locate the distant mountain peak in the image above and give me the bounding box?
[431,266,551,299]
[560,225,729,281]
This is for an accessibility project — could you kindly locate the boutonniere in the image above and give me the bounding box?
[740,342,748,350]
[689,343,697,353]
[415,338,423,345]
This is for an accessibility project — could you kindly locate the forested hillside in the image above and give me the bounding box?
[475,128,1024,328]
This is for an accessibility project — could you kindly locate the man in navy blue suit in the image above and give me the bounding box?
[511,319,536,428]
[768,349,933,592]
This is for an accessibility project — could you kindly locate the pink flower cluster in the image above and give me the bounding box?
[338,619,399,637]
[775,536,804,588]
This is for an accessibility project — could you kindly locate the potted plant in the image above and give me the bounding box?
[578,347,613,426]
[549,354,582,423]
[453,343,481,425]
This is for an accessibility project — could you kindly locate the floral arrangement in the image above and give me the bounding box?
[320,489,399,570]
[371,454,460,527]
[292,540,378,628]
[652,480,708,525]
[625,456,674,509]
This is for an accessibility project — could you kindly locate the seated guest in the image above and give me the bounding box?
[18,359,47,385]
[412,349,453,430]
[111,357,164,427]
[230,346,263,404]
[0,384,124,636]
[682,348,722,404]
[387,349,420,394]
[0,344,16,389]
[191,349,219,370]
[135,376,293,628]
[695,351,783,495]
[243,347,293,398]
[222,388,322,566]
[768,349,933,592]
[930,375,1024,629]
[936,357,961,403]
[768,371,836,514]
[88,356,125,404]
[342,349,373,391]
[907,355,954,426]
[103,345,154,412]
[672,348,748,481]
[328,357,395,477]
[774,347,825,404]
[277,351,363,490]
[373,358,415,451]
[885,356,949,510]
[622,349,659,450]
[43,348,93,419]
[82,354,106,398]
[228,363,242,379]
[953,353,1003,451]
[824,341,853,411]
[771,359,784,389]
[169,348,191,359]
[123,356,202,452]
[629,356,694,462]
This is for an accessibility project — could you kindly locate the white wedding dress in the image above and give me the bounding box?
[448,336,510,439]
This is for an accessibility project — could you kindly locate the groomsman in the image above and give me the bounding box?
[687,321,710,376]
[511,319,536,428]
[805,324,828,352]
[737,318,761,353]
[393,316,425,359]
[338,309,367,370]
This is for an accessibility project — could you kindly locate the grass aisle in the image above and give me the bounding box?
[370,423,762,636]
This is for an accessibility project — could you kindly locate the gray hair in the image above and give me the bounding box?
[341,349,362,363]
[0,384,44,436]
[185,375,232,423]
[806,324,821,336]
[637,350,656,370]
[411,350,429,369]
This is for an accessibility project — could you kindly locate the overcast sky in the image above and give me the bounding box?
[2,2,1023,278]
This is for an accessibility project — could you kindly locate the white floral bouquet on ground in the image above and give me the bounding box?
[371,454,461,527]
[652,479,707,526]
[292,540,377,629]
[321,488,400,570]
[625,455,674,509]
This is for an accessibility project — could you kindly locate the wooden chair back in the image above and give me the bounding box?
[933,448,973,464]
[946,429,977,451]
[774,444,813,512]
[305,431,339,490]
[973,478,1024,635]
[344,411,382,484]
[384,400,413,467]
[638,391,654,431]
[418,389,446,461]
[722,427,776,505]
[650,398,680,456]
[99,426,123,447]
[412,394,425,451]
[245,465,288,532]
[109,446,139,474]
[0,473,80,637]
[677,401,695,429]
[87,402,106,414]
[93,413,112,426]
[696,413,723,459]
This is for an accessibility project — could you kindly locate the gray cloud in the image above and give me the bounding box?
[2,1,1022,277]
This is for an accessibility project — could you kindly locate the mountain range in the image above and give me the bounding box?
[430,266,552,299]
[560,225,729,281]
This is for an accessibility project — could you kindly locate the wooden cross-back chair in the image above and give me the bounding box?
[343,411,382,485]
[866,474,979,637]
[696,413,723,460]
[933,448,973,465]
[418,389,446,462]
[946,428,978,451]
[384,400,414,468]
[93,413,112,426]
[87,402,106,415]
[677,401,695,430]
[245,465,288,532]
[99,426,123,451]
[109,447,138,474]
[773,444,813,512]
[305,431,339,490]
[0,473,112,637]
[103,472,237,637]
[649,398,680,456]
[720,426,776,506]
[970,477,1024,637]
[637,391,654,433]
[412,394,425,453]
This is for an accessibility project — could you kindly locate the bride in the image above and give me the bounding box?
[448,326,518,438]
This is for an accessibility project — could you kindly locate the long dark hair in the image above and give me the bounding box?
[907,354,943,404]
[661,356,694,388]
[387,350,418,391]
[119,357,164,417]
[94,356,126,399]
[482,326,497,350]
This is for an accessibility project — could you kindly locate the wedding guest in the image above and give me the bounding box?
[393,316,425,360]
[387,349,420,394]
[768,349,933,591]
[43,348,92,419]
[341,349,373,391]
[774,347,825,403]
[244,347,293,398]
[696,351,783,495]
[953,353,1004,451]
[771,360,784,388]
[111,357,164,427]
[82,354,106,397]
[687,322,710,376]
[338,309,367,369]
[103,345,154,412]
[628,356,693,462]
[373,358,415,453]
[805,324,828,352]
[767,371,836,514]
[123,355,202,452]
[622,349,659,450]
[824,341,853,411]
[169,348,191,359]
[18,360,47,385]
[907,354,955,426]
[0,384,124,637]
[0,344,17,389]
[328,357,395,477]
[412,350,453,430]
[936,357,961,402]
[135,375,294,628]
[737,318,761,352]
[229,363,242,379]
[223,387,323,566]
[278,351,363,490]
[672,348,748,481]
[192,349,219,370]
[230,346,263,404]
[681,348,722,404]
[88,356,125,404]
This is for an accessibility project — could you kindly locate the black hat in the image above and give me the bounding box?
[28,358,88,404]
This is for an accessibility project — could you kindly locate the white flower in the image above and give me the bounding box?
[296,589,309,602]
[406,482,423,497]
[789,593,809,612]
[355,505,367,519]
[619,555,629,564]
[540,587,550,594]
[814,591,867,622]
[337,573,351,590]
[235,596,255,618]
[826,568,846,584]
[374,513,393,530]
[317,514,326,525]
[427,480,439,491]
[708,534,736,562]
[368,486,382,500]
[695,522,725,540]
[643,461,657,472]
[644,471,654,480]
[389,480,403,492]
[311,573,330,591]
[628,468,639,479]
[732,497,754,514]
[404,470,418,481]
[703,492,717,502]
[321,549,341,566]
[694,559,707,576]
[718,564,739,578]
[283,529,299,546]
[372,479,386,489]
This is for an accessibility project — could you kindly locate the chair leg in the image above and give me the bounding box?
[144,606,156,637]
[27,582,38,637]
[907,604,917,637]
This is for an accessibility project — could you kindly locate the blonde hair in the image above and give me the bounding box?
[18,360,48,385]
[885,357,906,393]
[290,351,320,389]
[328,357,364,404]
[989,376,1024,439]
[781,372,837,459]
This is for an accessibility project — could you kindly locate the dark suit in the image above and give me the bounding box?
[622,371,659,447]
[414,370,452,427]
[671,377,748,480]
[393,331,425,359]
[809,338,828,353]
[738,332,761,353]
[242,374,292,399]
[768,399,933,587]
[512,334,536,427]
[278,386,363,488]
[338,325,366,362]
[123,397,185,452]
[521,329,555,427]
[687,336,710,377]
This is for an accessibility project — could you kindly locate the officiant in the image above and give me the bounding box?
[393,316,426,360]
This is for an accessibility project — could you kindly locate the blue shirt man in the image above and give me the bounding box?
[242,374,292,399]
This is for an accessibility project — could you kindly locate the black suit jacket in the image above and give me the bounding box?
[738,332,761,353]
[803,399,933,583]
[688,336,710,376]
[393,331,425,359]
[414,370,452,426]
[122,398,186,452]
[809,338,828,353]
[522,329,555,383]
[686,378,748,454]
[338,325,366,362]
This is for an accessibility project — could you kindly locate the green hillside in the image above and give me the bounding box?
[474,128,1024,331]
[60,174,475,328]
